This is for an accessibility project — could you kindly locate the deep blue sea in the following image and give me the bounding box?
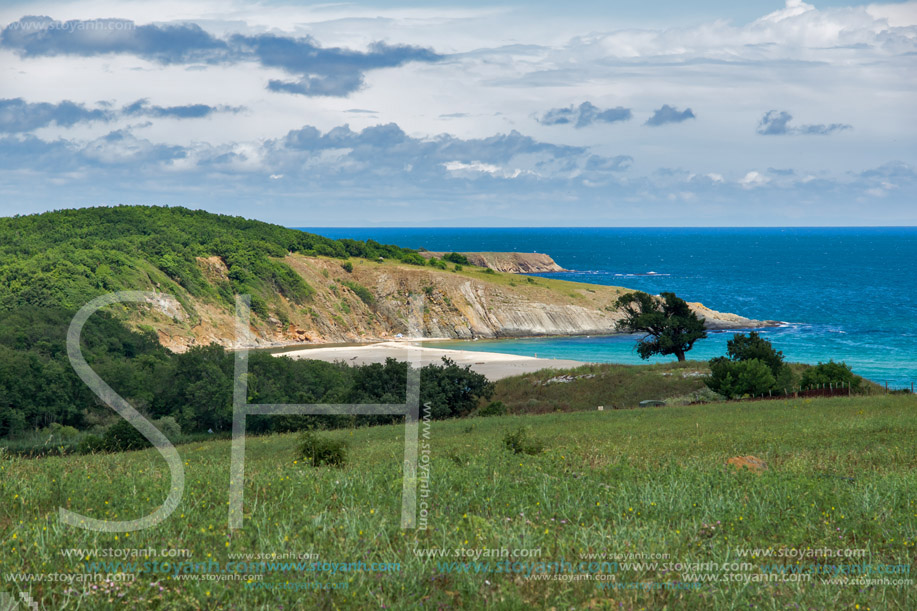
[300,228,917,387]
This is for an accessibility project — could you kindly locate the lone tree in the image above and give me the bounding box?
[614,291,707,361]
[706,332,796,399]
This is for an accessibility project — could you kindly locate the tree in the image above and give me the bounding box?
[707,332,796,398]
[800,360,861,391]
[420,357,494,419]
[725,332,795,390]
[614,291,707,361]
[708,358,776,399]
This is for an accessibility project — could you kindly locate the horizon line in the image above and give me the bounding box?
[294,225,917,229]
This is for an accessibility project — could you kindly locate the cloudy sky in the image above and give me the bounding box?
[1,0,914,226]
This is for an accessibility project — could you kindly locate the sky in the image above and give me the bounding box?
[0,0,914,226]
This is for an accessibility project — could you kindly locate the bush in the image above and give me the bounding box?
[478,401,507,417]
[420,357,495,419]
[725,332,795,390]
[503,426,544,455]
[0,410,26,438]
[482,268,496,275]
[707,332,795,397]
[342,280,374,306]
[298,430,348,467]
[48,422,80,440]
[76,434,107,454]
[454,264,463,272]
[800,360,861,391]
[102,419,151,452]
[429,258,448,270]
[154,416,182,442]
[341,261,353,273]
[400,252,427,266]
[444,252,470,265]
[707,358,776,399]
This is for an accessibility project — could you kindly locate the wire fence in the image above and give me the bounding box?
[744,381,914,402]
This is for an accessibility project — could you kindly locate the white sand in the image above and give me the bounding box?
[277,341,587,381]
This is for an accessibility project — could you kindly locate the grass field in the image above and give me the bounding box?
[491,360,717,414]
[1,395,915,609]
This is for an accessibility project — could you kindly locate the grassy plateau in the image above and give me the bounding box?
[1,394,915,610]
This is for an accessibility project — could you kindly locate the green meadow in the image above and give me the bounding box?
[1,394,915,610]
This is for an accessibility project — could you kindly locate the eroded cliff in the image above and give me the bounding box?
[419,252,566,273]
[146,255,772,351]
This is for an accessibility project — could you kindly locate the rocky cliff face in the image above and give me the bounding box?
[145,254,772,352]
[419,252,566,273]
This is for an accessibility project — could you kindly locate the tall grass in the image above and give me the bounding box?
[492,360,714,412]
[0,395,915,609]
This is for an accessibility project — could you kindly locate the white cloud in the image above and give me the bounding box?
[442,160,530,179]
[739,171,770,189]
[0,1,913,224]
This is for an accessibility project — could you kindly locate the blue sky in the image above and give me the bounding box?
[0,0,915,226]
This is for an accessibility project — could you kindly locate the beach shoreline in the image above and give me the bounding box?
[276,340,588,381]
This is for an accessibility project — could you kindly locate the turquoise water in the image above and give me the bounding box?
[301,228,917,387]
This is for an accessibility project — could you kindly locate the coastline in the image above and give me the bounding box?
[276,340,587,381]
[264,319,785,381]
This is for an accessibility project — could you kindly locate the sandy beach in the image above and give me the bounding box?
[276,341,587,380]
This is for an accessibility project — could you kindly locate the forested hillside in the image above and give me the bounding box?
[0,205,416,321]
[0,305,492,445]
[0,206,495,445]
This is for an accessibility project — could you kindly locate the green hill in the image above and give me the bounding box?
[0,205,414,321]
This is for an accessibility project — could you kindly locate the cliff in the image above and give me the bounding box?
[150,255,773,351]
[419,251,566,273]
[0,206,773,354]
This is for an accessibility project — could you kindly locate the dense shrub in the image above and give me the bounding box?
[707,358,776,399]
[444,252,470,265]
[478,401,507,417]
[724,332,795,390]
[400,252,427,266]
[0,410,26,438]
[341,261,353,273]
[420,357,495,419]
[76,434,107,454]
[298,430,348,467]
[0,306,494,449]
[800,360,861,391]
[155,416,182,442]
[503,426,544,455]
[45,423,79,441]
[102,419,151,452]
[342,281,374,306]
[707,332,794,398]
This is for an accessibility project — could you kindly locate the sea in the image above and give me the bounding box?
[300,228,917,388]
